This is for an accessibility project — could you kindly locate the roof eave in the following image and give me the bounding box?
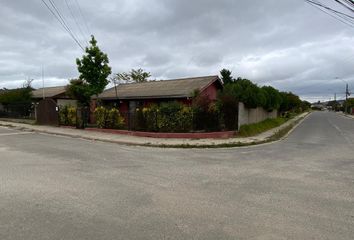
[98,94,191,101]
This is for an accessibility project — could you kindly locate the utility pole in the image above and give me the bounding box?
[334,93,337,111]
[335,77,350,114]
[42,66,45,99]
[345,83,349,114]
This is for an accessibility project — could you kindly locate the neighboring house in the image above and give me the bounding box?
[95,75,223,113]
[32,86,77,107]
[349,98,354,115]
[311,102,326,110]
[0,89,7,112]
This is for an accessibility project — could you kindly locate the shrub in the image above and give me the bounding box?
[192,94,220,131]
[158,102,194,132]
[94,106,124,129]
[67,106,77,125]
[176,106,193,132]
[107,108,125,129]
[217,87,239,130]
[94,106,108,128]
[59,105,76,126]
[132,102,194,133]
[135,105,158,132]
[158,102,183,132]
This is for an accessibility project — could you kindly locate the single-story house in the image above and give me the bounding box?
[0,89,7,112]
[95,75,223,113]
[32,86,77,107]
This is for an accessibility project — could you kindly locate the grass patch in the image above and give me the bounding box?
[238,117,288,137]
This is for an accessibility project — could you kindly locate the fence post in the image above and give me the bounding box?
[155,111,158,132]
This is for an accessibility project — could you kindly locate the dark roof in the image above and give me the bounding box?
[97,75,222,100]
[32,86,67,99]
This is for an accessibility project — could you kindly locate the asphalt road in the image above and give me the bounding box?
[0,111,353,240]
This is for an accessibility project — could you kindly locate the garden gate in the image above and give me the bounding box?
[36,98,59,125]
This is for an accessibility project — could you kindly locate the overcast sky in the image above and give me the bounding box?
[0,0,353,102]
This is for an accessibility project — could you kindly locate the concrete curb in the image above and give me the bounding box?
[223,112,311,149]
[0,112,309,148]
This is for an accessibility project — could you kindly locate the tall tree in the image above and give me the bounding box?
[113,68,151,84]
[66,79,91,106]
[67,35,111,129]
[220,69,234,85]
[130,68,151,83]
[74,35,112,100]
[262,86,282,111]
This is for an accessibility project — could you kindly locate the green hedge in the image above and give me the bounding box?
[135,102,194,132]
[133,101,220,133]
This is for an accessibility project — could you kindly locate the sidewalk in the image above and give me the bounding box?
[0,112,309,148]
[343,113,354,119]
[336,111,354,120]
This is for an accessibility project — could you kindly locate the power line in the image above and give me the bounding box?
[73,0,91,37]
[334,0,354,12]
[64,0,88,46]
[47,0,85,48]
[305,0,354,27]
[40,0,84,51]
[332,10,354,25]
[306,0,354,19]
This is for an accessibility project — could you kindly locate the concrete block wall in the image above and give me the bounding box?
[238,102,278,130]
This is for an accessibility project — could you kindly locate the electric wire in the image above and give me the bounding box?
[334,0,354,12]
[305,0,354,27]
[73,0,91,37]
[40,0,84,50]
[306,0,354,19]
[64,0,88,46]
[47,0,84,47]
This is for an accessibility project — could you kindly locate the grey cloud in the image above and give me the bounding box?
[0,0,353,102]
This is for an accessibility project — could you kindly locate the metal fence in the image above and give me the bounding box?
[0,103,35,119]
[119,110,233,132]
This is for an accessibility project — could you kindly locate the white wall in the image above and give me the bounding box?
[57,99,77,107]
[238,102,278,130]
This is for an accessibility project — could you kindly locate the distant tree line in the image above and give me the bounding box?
[0,80,33,105]
[0,80,33,118]
[219,68,310,113]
